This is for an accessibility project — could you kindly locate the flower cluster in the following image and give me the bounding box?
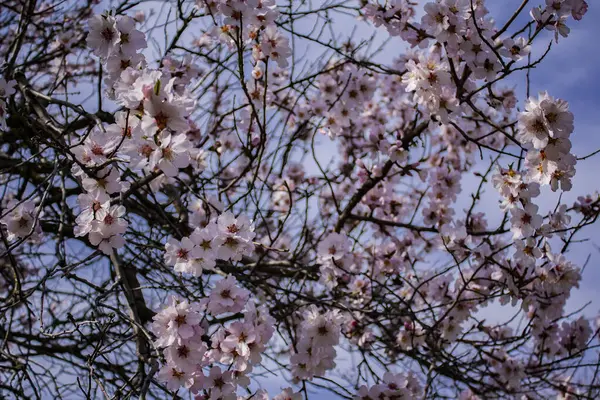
[573,192,600,217]
[316,232,352,289]
[531,0,589,42]
[313,65,377,138]
[290,305,343,380]
[78,12,206,254]
[152,297,207,390]
[558,316,593,354]
[205,275,250,315]
[164,211,256,276]
[402,53,457,124]
[355,372,423,399]
[193,0,292,139]
[492,155,584,361]
[0,199,43,241]
[485,350,525,390]
[526,252,583,356]
[363,0,533,126]
[87,14,146,60]
[151,284,275,398]
[422,166,462,227]
[195,0,291,68]
[73,175,129,254]
[519,92,577,191]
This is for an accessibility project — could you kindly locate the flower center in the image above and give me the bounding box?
[104,214,114,225]
[154,112,169,131]
[101,27,114,41]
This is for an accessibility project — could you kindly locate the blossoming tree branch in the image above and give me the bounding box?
[0,0,598,398]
